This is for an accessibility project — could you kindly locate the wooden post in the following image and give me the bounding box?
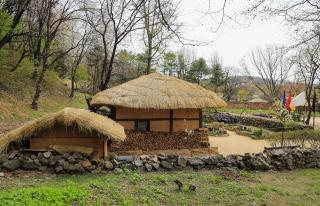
[103,138,108,160]
[199,109,203,128]
[169,110,173,132]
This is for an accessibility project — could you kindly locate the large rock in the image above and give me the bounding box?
[144,163,153,172]
[188,158,205,169]
[151,162,160,170]
[160,161,173,170]
[177,157,187,168]
[63,163,85,173]
[3,160,21,171]
[133,158,143,167]
[117,156,134,162]
[55,166,63,173]
[21,160,40,170]
[49,155,62,166]
[81,160,92,169]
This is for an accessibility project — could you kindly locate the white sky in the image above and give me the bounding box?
[171,0,291,70]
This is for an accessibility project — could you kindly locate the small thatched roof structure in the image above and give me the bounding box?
[90,72,227,109]
[0,107,126,153]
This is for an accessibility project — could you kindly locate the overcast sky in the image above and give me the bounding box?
[171,0,291,70]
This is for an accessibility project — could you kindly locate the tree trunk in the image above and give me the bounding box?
[69,72,75,98]
[305,98,312,125]
[31,65,47,110]
[145,36,152,74]
[101,42,117,90]
[0,34,13,50]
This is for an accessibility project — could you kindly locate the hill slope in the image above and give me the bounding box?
[0,48,87,133]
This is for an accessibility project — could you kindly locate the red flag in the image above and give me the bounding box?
[286,93,291,111]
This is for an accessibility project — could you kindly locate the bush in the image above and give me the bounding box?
[284,121,301,130]
[252,128,263,138]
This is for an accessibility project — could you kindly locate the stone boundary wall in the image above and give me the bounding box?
[0,147,319,174]
[204,113,284,131]
[227,102,273,110]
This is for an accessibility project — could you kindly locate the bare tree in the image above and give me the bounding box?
[245,0,320,46]
[142,0,178,74]
[67,24,91,98]
[27,0,83,109]
[293,38,320,124]
[221,66,243,101]
[84,0,146,90]
[242,45,293,102]
[0,0,31,49]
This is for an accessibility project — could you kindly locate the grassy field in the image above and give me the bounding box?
[0,169,320,206]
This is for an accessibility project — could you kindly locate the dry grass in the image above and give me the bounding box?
[91,72,227,109]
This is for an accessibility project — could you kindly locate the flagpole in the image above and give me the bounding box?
[313,88,316,129]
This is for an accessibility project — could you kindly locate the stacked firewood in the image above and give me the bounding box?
[110,130,209,152]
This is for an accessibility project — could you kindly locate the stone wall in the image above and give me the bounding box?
[0,147,319,174]
[204,113,284,131]
[227,102,272,110]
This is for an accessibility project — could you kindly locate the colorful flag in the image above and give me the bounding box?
[286,93,291,111]
[282,91,286,108]
[290,91,306,107]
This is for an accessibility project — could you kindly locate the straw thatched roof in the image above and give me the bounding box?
[90,72,227,109]
[0,108,126,153]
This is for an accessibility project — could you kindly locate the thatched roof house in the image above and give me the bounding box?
[0,108,126,158]
[91,72,226,109]
[91,73,226,132]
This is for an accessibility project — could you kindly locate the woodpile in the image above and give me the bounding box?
[110,130,209,152]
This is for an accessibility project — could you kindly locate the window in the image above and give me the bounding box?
[135,120,150,132]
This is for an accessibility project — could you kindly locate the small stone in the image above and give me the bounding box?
[43,151,52,159]
[0,172,4,177]
[104,161,114,170]
[39,156,49,166]
[160,161,173,170]
[57,159,66,166]
[151,162,160,170]
[3,160,20,171]
[114,168,123,174]
[72,153,83,159]
[30,155,37,160]
[8,150,18,159]
[81,160,92,168]
[144,163,153,172]
[62,153,70,159]
[67,156,76,164]
[134,158,143,167]
[149,156,158,163]
[49,155,62,166]
[55,166,63,173]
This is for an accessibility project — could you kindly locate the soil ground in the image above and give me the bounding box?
[210,130,270,155]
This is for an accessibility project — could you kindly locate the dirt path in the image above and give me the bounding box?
[209,130,270,155]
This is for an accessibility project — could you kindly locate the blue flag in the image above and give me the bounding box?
[282,91,286,108]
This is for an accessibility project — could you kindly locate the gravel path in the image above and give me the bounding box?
[209,130,270,155]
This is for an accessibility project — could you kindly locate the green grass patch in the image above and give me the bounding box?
[1,169,320,206]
